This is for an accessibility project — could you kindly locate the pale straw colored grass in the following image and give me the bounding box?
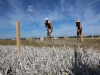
[0,45,100,75]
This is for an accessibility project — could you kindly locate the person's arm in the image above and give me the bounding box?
[50,22,53,29]
[79,23,82,30]
[77,23,82,32]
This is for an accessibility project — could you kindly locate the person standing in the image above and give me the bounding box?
[44,18,53,41]
[76,19,83,42]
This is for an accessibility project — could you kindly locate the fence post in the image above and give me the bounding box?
[16,21,21,52]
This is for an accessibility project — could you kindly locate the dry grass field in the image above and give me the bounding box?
[0,38,100,75]
[0,38,100,49]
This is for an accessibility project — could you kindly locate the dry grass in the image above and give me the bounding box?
[0,38,100,75]
[0,38,100,50]
[0,45,100,75]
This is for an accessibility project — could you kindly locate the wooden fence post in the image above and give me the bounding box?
[16,21,21,52]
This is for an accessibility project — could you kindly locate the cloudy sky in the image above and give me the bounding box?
[0,0,100,39]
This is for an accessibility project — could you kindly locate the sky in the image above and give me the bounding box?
[0,0,100,39]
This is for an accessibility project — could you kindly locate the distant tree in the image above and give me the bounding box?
[58,36,64,38]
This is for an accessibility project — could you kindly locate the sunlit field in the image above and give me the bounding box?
[0,38,100,75]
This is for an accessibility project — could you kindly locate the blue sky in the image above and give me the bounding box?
[0,0,100,39]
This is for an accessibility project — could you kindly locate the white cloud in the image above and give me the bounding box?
[27,5,34,12]
[0,0,100,38]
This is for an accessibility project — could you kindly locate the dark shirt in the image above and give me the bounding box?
[76,22,82,30]
[45,21,51,29]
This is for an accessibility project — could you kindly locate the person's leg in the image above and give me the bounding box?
[49,29,51,40]
[47,29,49,40]
[48,29,52,40]
[49,34,51,40]
[77,30,79,39]
[47,29,50,41]
[80,29,84,42]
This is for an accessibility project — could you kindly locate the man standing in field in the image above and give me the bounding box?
[76,19,83,42]
[44,18,53,41]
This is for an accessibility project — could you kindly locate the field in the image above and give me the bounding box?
[0,38,100,75]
